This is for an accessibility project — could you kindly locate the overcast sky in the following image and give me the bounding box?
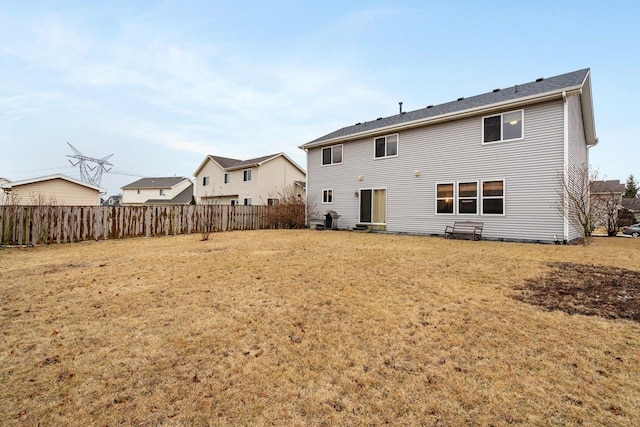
[1,1,639,196]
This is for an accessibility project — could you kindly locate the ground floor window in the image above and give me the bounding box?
[437,180,504,215]
[360,188,386,223]
[436,183,454,214]
[322,189,333,204]
[458,182,478,214]
[482,180,505,214]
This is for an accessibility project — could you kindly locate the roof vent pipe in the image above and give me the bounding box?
[399,102,403,114]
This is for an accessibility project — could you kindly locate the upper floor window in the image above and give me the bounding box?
[159,189,166,196]
[374,134,398,158]
[483,110,523,143]
[202,176,210,186]
[243,169,252,181]
[136,189,141,195]
[322,145,343,166]
[224,173,231,184]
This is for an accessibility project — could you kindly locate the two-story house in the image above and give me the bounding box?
[193,153,306,205]
[300,69,597,243]
[121,177,193,206]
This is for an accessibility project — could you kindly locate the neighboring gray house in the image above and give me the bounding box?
[300,69,598,243]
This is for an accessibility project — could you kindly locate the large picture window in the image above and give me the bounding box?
[458,182,478,214]
[374,134,398,158]
[483,110,523,143]
[436,183,454,214]
[322,145,343,165]
[482,180,505,214]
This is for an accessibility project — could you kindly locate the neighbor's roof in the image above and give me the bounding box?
[194,152,306,176]
[621,198,640,211]
[121,177,190,190]
[590,180,625,194]
[301,68,596,149]
[144,182,194,205]
[0,174,105,193]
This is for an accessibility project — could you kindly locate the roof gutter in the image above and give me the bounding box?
[300,86,584,150]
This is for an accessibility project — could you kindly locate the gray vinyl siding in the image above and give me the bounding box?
[566,94,589,241]
[307,99,568,242]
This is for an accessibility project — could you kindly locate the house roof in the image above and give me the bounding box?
[621,198,640,211]
[144,182,194,205]
[590,180,625,194]
[194,152,306,176]
[121,177,190,190]
[0,174,105,193]
[301,68,596,149]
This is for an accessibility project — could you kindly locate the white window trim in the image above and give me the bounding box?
[224,173,231,184]
[480,179,506,216]
[457,181,479,215]
[321,144,343,166]
[322,189,333,204]
[373,134,399,159]
[243,169,252,182]
[202,176,210,186]
[482,109,524,145]
[435,182,456,215]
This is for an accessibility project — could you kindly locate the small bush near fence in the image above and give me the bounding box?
[0,204,304,246]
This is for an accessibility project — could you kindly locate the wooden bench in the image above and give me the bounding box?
[444,221,484,241]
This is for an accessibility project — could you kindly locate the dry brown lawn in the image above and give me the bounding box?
[1,230,639,426]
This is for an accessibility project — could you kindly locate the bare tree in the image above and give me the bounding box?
[556,165,602,245]
[590,181,624,236]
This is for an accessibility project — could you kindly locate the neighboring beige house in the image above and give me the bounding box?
[0,174,105,206]
[193,153,306,205]
[121,177,193,206]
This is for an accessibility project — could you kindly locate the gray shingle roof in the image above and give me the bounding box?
[590,180,625,194]
[144,182,194,205]
[621,198,640,211]
[210,154,279,170]
[305,68,590,146]
[122,177,189,189]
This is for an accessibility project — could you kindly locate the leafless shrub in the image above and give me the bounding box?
[264,185,306,229]
[555,165,602,245]
[32,194,60,245]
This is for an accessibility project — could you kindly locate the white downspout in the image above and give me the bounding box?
[563,91,569,242]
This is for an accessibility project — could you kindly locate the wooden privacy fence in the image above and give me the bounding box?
[0,205,287,246]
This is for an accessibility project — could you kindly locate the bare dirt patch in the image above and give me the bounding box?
[514,262,640,322]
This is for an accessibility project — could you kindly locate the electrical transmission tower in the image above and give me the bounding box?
[66,142,114,187]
